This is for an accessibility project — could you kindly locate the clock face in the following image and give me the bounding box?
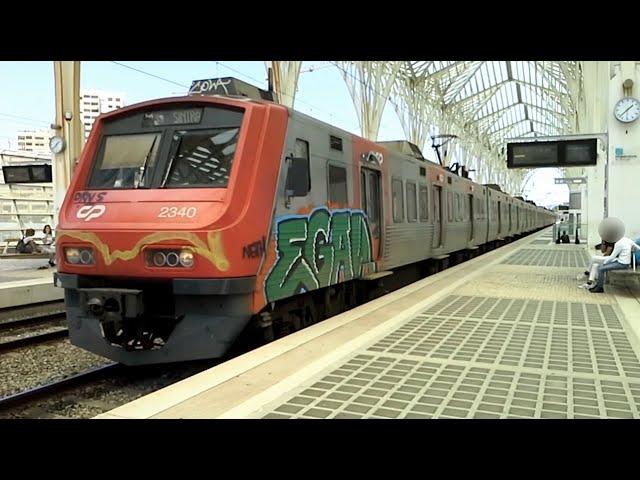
[614,97,640,123]
[49,136,65,154]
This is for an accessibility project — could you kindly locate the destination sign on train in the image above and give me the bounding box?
[507,138,597,168]
[142,108,203,127]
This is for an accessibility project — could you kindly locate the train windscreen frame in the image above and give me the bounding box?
[86,104,244,190]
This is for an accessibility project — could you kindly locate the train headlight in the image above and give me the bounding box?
[145,248,194,268]
[65,247,94,265]
[179,249,194,267]
[79,249,94,265]
[65,248,81,264]
[152,251,167,267]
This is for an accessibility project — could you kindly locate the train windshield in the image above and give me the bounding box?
[161,127,239,188]
[87,105,244,190]
[89,133,161,189]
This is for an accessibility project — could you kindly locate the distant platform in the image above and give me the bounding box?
[0,259,61,308]
[97,228,640,419]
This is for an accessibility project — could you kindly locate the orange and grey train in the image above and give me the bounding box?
[54,78,555,365]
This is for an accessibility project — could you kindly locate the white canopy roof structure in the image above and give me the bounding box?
[268,61,583,196]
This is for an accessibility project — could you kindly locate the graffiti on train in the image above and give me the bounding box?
[265,207,374,302]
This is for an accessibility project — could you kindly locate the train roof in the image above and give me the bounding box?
[188,77,275,102]
[377,140,426,161]
[483,184,503,192]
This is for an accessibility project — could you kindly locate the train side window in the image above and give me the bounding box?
[392,178,404,223]
[464,196,469,221]
[328,165,348,205]
[419,185,428,221]
[284,138,311,197]
[406,181,417,222]
[360,170,367,211]
[329,135,343,151]
[447,191,453,222]
[294,138,309,160]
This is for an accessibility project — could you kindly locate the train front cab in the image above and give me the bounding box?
[55,96,290,365]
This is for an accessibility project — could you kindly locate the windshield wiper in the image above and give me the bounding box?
[136,136,158,188]
[160,135,184,188]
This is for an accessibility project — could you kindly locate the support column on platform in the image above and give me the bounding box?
[268,61,302,108]
[52,61,82,226]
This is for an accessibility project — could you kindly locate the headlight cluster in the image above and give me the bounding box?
[144,249,194,268]
[65,247,95,265]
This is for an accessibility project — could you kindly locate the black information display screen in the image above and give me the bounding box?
[565,140,596,164]
[2,164,52,183]
[510,143,558,167]
[142,108,203,127]
[507,139,597,168]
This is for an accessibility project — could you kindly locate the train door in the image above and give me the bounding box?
[468,194,474,242]
[497,201,502,236]
[432,185,443,247]
[361,167,381,258]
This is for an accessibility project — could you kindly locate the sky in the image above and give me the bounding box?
[0,61,567,207]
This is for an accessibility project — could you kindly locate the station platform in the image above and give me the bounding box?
[0,259,62,309]
[96,227,640,419]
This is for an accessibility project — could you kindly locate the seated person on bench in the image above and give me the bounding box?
[578,239,614,289]
[21,226,56,268]
[18,228,37,253]
[589,236,640,293]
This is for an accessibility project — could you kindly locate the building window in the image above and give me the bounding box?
[392,178,404,223]
[406,181,417,222]
[419,186,428,221]
[328,165,347,205]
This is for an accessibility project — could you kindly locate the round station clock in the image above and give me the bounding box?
[614,97,640,123]
[49,136,66,154]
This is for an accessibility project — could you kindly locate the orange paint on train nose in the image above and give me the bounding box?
[57,95,289,292]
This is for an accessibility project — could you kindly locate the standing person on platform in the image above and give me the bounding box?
[589,236,640,293]
[39,224,56,268]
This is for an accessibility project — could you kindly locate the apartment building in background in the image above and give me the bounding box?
[80,90,125,139]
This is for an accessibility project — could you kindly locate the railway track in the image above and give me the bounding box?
[0,311,66,333]
[0,328,68,353]
[0,303,68,353]
[0,363,121,412]
[0,300,65,324]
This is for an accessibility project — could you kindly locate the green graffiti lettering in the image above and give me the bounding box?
[330,212,353,283]
[264,208,374,303]
[265,218,319,301]
[304,208,333,287]
[350,212,372,277]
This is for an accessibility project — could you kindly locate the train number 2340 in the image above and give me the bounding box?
[158,206,197,218]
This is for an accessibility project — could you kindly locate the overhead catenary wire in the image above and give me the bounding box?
[0,112,51,125]
[212,61,363,134]
[110,62,190,90]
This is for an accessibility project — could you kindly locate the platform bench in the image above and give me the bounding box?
[0,238,49,259]
[606,256,640,285]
